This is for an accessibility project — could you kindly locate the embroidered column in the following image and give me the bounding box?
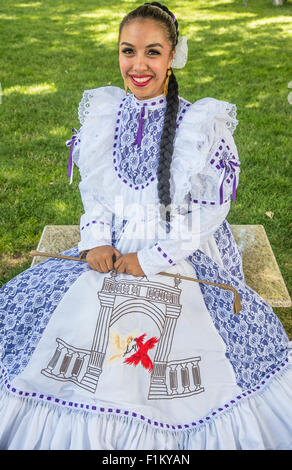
[148,303,181,399]
[81,291,115,392]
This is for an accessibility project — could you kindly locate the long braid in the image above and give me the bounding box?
[157,70,179,223]
[144,2,180,223]
[119,2,180,223]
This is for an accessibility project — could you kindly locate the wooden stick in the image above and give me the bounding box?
[30,250,87,263]
[158,272,242,315]
[30,250,242,314]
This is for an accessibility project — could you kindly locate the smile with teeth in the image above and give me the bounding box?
[133,77,151,83]
[129,75,153,86]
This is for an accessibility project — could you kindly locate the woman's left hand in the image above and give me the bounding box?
[114,252,145,276]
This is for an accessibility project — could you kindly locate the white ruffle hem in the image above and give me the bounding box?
[0,357,291,450]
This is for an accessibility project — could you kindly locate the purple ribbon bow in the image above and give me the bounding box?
[65,128,78,182]
[134,106,146,147]
[219,156,240,204]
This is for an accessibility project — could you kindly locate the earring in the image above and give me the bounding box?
[164,69,172,96]
[124,78,128,95]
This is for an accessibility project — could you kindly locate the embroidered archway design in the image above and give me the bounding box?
[109,298,165,333]
[42,271,204,399]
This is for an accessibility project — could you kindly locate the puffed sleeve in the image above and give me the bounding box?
[65,86,125,254]
[137,97,240,277]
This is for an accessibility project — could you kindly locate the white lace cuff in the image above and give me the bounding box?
[78,212,112,253]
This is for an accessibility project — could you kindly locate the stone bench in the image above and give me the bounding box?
[31,225,291,308]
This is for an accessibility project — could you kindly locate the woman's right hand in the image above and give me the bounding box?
[86,245,122,273]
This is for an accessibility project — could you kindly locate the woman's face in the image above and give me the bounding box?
[119,18,175,100]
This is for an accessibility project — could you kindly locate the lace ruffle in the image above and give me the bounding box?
[171,97,239,205]
[224,102,238,134]
[77,86,125,125]
[75,87,124,182]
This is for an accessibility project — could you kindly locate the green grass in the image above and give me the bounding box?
[0,0,291,336]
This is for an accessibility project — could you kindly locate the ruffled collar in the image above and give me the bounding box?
[129,92,167,110]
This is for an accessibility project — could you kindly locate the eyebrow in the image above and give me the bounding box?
[120,42,163,48]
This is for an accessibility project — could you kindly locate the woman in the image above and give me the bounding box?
[0,2,291,450]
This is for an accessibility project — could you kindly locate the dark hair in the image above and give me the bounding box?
[119,2,180,223]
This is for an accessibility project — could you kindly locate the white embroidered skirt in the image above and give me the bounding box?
[0,221,291,450]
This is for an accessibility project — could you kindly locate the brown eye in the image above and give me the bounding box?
[148,49,160,55]
[122,48,134,55]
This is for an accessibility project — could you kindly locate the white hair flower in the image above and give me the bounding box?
[172,36,188,69]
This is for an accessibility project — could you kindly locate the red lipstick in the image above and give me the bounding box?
[129,75,153,87]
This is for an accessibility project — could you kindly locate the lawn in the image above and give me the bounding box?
[0,0,291,336]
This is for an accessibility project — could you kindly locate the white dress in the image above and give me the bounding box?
[0,86,291,450]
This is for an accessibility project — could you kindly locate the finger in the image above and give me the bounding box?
[87,254,101,271]
[115,263,124,273]
[98,266,105,273]
[87,259,98,271]
[115,259,126,273]
[93,263,102,273]
[113,248,123,260]
[105,256,114,271]
[114,256,123,269]
[99,259,109,273]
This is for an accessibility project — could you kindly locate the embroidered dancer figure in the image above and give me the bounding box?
[106,331,139,364]
[124,334,159,372]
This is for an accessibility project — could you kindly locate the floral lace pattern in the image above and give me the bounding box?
[0,248,90,381]
[113,96,191,189]
[213,220,245,282]
[224,103,238,134]
[187,221,289,390]
[77,90,97,125]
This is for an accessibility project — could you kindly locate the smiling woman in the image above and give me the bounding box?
[0,1,292,452]
[119,20,175,100]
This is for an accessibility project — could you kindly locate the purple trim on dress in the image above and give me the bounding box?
[134,105,145,147]
[155,244,175,265]
[65,129,80,181]
[215,139,241,204]
[0,357,289,432]
[193,137,240,206]
[81,220,110,231]
[192,199,219,205]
